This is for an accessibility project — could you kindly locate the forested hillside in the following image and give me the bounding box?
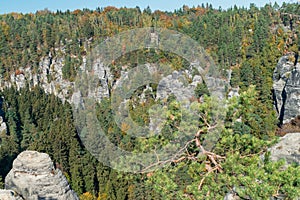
[0,2,299,199]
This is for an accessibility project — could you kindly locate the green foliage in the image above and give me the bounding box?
[230,68,240,87]
[226,86,277,138]
[194,82,210,98]
[146,88,299,199]
[0,2,299,199]
[0,176,3,189]
[62,55,81,81]
[0,86,99,195]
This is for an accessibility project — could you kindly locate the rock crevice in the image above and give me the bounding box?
[273,53,300,124]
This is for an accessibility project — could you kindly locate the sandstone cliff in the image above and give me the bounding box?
[273,53,300,124]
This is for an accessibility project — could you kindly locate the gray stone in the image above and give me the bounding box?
[273,53,300,123]
[156,70,194,102]
[283,68,300,123]
[5,151,78,200]
[205,76,227,99]
[269,132,300,165]
[228,87,239,98]
[191,75,202,86]
[0,116,7,134]
[0,190,22,200]
[0,54,111,105]
[224,192,240,200]
[0,53,227,116]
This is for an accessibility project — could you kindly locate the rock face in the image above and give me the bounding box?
[273,53,300,123]
[0,55,110,104]
[5,151,78,200]
[156,70,199,102]
[0,98,7,135]
[0,53,227,107]
[0,116,7,134]
[0,190,22,200]
[269,132,300,165]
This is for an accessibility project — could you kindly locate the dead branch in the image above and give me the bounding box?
[198,166,219,190]
[140,126,225,174]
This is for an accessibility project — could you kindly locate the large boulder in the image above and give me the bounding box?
[269,132,300,165]
[273,53,300,123]
[5,151,78,200]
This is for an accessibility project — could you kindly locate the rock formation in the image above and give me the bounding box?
[4,151,78,200]
[0,98,7,135]
[0,51,228,106]
[268,132,300,165]
[273,53,300,124]
[156,70,200,102]
[0,116,7,135]
[0,189,22,200]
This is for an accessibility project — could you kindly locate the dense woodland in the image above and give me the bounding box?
[0,2,300,199]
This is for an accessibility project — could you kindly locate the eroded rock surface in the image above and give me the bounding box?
[273,53,300,123]
[0,190,22,200]
[269,132,300,165]
[5,151,78,200]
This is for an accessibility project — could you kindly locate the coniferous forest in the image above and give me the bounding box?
[0,2,300,199]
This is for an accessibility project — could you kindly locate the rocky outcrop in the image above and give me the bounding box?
[224,192,240,200]
[269,132,300,165]
[273,53,300,124]
[153,63,227,102]
[156,70,200,102]
[0,189,23,200]
[0,52,227,106]
[0,55,72,103]
[0,98,7,136]
[0,116,7,135]
[5,151,78,200]
[0,55,110,104]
